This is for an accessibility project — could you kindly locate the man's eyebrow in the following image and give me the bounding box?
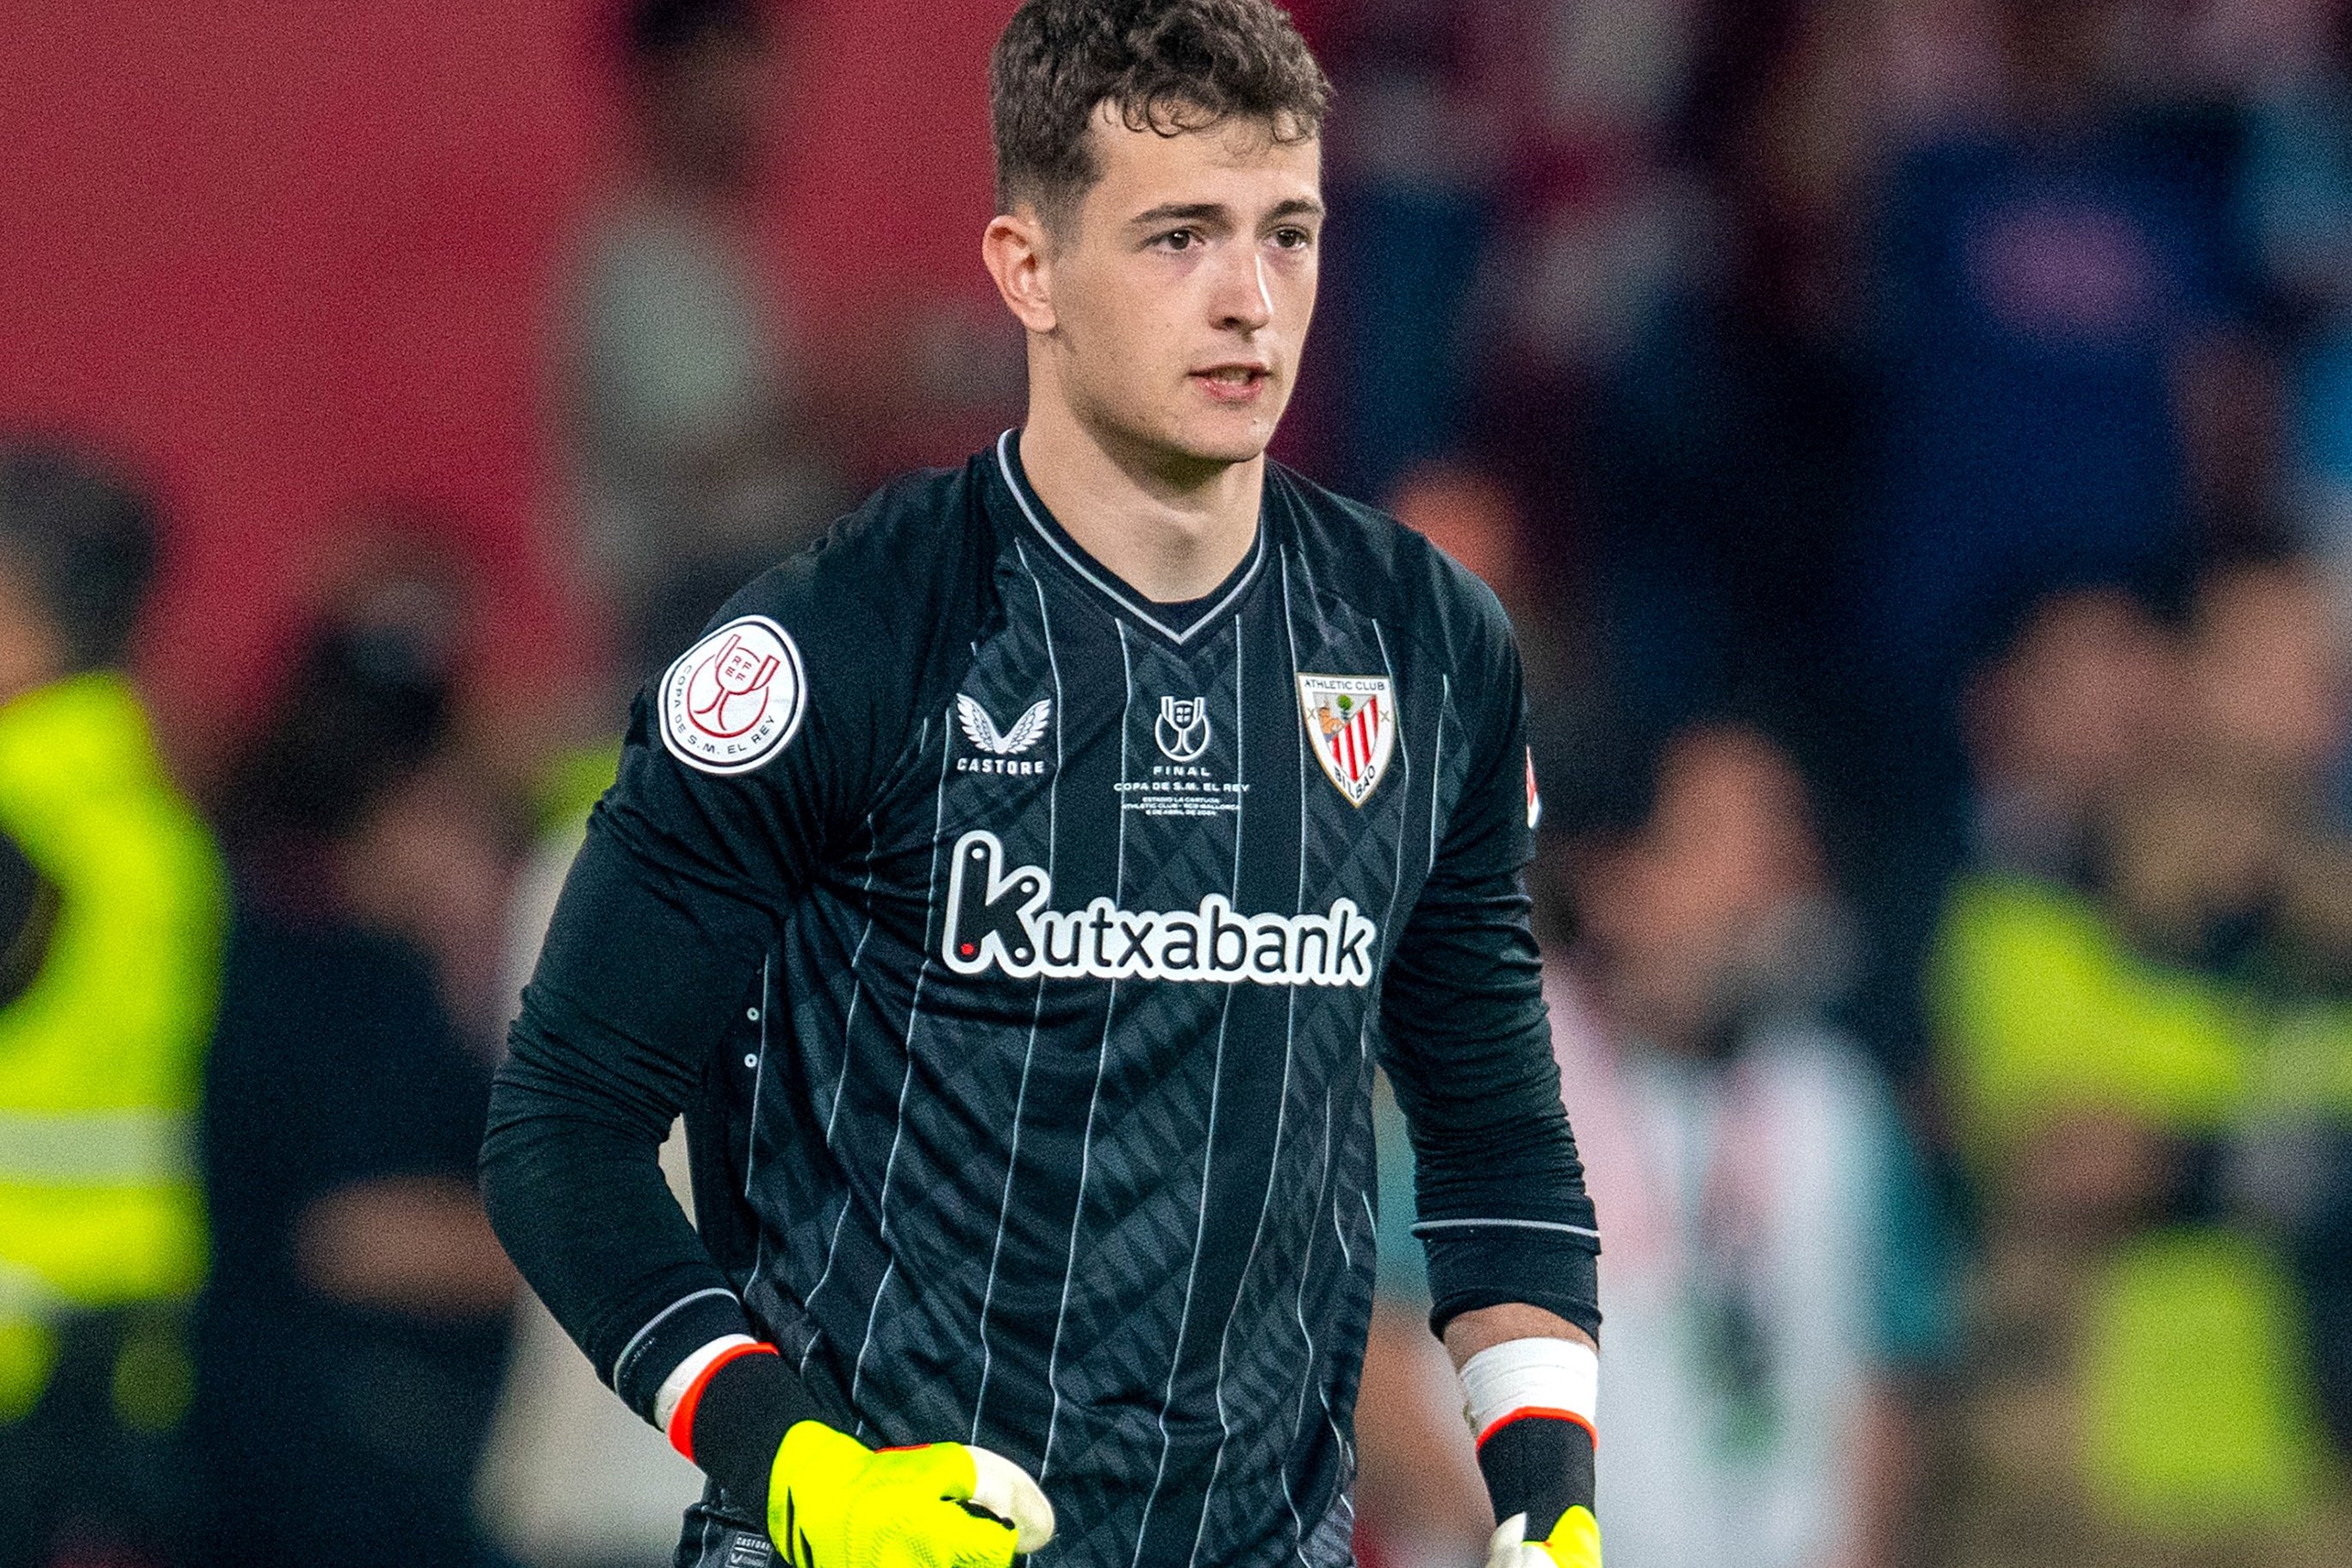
[1126,196,1328,227]
[1127,202,1230,227]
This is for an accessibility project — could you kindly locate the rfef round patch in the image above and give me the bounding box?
[658,615,806,775]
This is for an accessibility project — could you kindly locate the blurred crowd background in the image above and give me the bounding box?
[8,0,2352,1565]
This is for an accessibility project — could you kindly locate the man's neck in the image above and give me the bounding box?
[1016,400,1263,606]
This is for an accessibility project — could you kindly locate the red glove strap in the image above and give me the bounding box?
[1477,1406,1598,1452]
[668,1341,779,1461]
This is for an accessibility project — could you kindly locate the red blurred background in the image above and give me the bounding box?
[0,0,1011,762]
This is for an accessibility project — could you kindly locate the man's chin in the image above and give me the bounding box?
[1160,408,1284,469]
[1077,396,1286,476]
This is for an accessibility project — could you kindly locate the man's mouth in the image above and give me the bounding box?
[1191,364,1272,403]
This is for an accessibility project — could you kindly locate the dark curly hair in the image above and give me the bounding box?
[991,0,1330,228]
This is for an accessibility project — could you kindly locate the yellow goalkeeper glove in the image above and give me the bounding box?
[1484,1506,1602,1568]
[767,1420,1056,1568]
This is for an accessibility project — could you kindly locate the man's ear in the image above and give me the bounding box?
[983,207,1057,334]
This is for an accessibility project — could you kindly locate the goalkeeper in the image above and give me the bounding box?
[483,3,1603,1565]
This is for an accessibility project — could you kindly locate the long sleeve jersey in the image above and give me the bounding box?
[483,432,1600,1568]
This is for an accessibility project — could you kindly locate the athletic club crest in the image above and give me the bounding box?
[1297,673,1397,806]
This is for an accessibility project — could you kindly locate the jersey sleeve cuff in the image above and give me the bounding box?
[611,1286,761,1423]
[1421,1223,1602,1341]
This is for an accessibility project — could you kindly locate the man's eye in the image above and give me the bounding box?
[1271,227,1313,251]
[1154,228,1198,252]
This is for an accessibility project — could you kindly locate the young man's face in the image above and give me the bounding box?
[1036,107,1323,469]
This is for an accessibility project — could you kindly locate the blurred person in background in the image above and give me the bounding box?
[1306,0,1515,499]
[1379,456,1660,876]
[1587,0,1878,761]
[1385,458,1579,714]
[0,446,226,1568]
[1470,0,1702,510]
[1561,724,1945,1568]
[191,551,524,1568]
[563,0,848,638]
[2244,0,2352,568]
[1826,0,2263,1087]
[1865,0,2246,706]
[1957,587,2179,887]
[1931,559,2352,1568]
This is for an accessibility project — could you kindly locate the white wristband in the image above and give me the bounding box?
[1459,1336,1599,1445]
[654,1333,758,1433]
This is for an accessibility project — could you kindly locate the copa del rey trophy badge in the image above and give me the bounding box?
[660,615,807,775]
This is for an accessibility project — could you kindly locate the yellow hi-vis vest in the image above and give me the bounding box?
[0,672,224,1319]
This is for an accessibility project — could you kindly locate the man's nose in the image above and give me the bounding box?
[1210,247,1274,333]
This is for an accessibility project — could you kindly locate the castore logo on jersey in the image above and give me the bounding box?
[942,831,1376,987]
[955,694,1052,776]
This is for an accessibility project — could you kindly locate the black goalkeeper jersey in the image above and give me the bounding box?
[486,433,1599,1568]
